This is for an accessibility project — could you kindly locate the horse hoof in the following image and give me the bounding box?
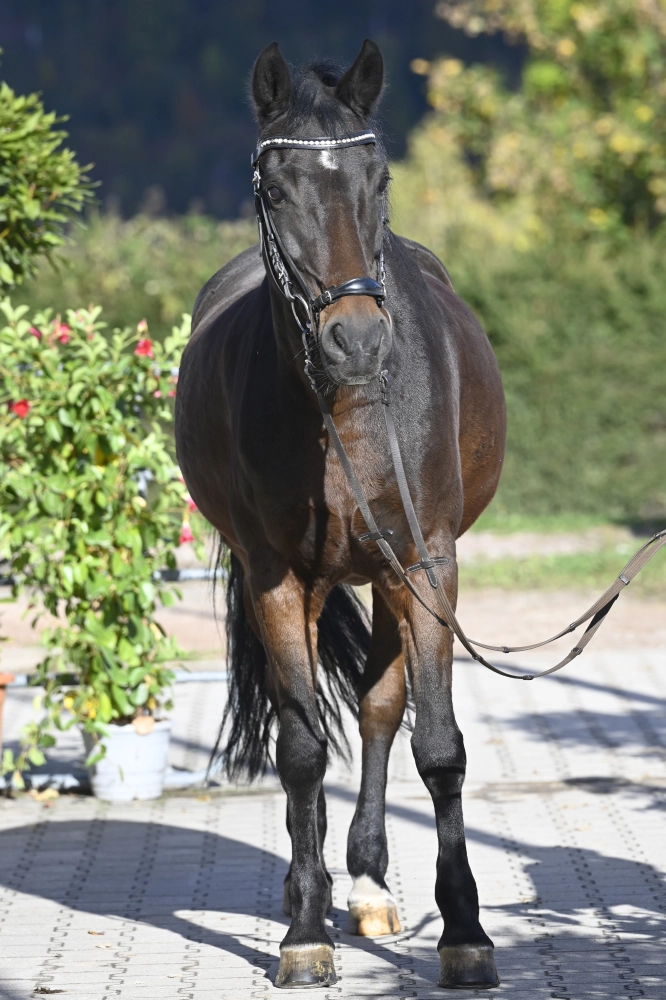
[275,945,337,988]
[283,877,333,916]
[347,875,402,936]
[438,944,499,989]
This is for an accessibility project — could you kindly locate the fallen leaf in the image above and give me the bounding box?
[196,794,211,803]
[87,930,104,936]
[33,990,66,995]
[132,715,155,735]
[95,943,114,950]
[30,788,59,802]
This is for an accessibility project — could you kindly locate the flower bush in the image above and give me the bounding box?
[0,301,199,784]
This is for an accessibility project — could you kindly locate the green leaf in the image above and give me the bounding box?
[108,664,130,686]
[66,382,86,404]
[128,665,148,687]
[111,684,133,717]
[27,747,46,766]
[129,683,149,707]
[117,637,140,668]
[98,691,114,723]
[45,419,62,443]
[138,581,155,606]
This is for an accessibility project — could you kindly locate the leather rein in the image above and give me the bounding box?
[252,130,666,681]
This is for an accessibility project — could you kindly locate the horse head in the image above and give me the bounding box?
[251,40,393,386]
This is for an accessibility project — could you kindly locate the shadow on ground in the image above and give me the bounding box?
[0,812,664,995]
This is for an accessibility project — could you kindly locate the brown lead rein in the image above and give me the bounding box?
[317,379,666,681]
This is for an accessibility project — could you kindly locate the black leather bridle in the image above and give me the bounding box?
[251,130,387,371]
[250,131,666,681]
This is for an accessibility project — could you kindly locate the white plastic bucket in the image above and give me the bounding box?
[83,719,172,802]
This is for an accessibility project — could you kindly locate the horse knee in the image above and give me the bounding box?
[276,707,327,789]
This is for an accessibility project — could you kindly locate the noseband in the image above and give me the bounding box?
[251,130,387,371]
[249,130,666,682]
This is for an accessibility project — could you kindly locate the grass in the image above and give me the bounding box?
[469,508,609,535]
[459,542,666,594]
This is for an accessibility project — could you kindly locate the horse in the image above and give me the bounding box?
[175,39,506,990]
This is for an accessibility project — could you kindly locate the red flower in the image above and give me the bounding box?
[179,521,194,545]
[57,323,71,345]
[167,389,176,397]
[135,338,154,359]
[153,390,162,398]
[29,326,42,340]
[137,319,148,334]
[10,400,30,418]
[184,493,197,513]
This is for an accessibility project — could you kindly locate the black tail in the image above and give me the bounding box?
[212,551,370,781]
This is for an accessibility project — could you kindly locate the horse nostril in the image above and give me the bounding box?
[332,324,347,353]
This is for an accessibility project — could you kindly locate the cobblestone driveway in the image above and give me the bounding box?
[1,646,665,998]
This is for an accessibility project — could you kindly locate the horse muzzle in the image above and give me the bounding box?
[319,309,392,385]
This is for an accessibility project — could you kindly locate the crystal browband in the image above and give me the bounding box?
[251,131,376,165]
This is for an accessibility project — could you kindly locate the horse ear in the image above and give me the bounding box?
[336,39,384,117]
[252,42,293,123]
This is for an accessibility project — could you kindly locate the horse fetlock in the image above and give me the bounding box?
[275,944,337,989]
[438,944,499,990]
[347,875,402,936]
[283,874,333,916]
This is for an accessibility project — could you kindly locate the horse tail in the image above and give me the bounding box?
[212,548,370,781]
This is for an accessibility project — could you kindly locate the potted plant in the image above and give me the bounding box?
[0,302,200,799]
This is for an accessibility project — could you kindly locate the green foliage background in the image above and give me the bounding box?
[0,78,93,288]
[9,0,666,525]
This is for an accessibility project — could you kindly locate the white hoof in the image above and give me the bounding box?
[347,875,402,936]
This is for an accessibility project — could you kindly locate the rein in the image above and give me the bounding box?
[252,131,666,681]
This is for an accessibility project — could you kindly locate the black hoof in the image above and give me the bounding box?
[438,944,499,989]
[275,945,337,989]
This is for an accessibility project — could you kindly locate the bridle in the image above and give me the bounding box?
[251,131,666,681]
[251,130,387,376]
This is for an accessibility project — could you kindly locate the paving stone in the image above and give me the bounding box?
[1,648,666,997]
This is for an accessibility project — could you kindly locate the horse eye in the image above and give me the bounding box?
[378,176,389,194]
[266,185,284,204]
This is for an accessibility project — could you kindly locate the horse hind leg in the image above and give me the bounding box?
[347,587,405,937]
[283,788,333,916]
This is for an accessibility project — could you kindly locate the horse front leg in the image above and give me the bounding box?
[252,570,336,989]
[347,586,405,936]
[399,556,500,990]
[283,788,333,916]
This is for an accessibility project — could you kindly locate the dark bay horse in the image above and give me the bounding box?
[176,40,506,990]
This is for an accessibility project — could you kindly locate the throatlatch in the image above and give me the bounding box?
[251,131,666,681]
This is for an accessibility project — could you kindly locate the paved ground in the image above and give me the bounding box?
[1,614,666,998]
